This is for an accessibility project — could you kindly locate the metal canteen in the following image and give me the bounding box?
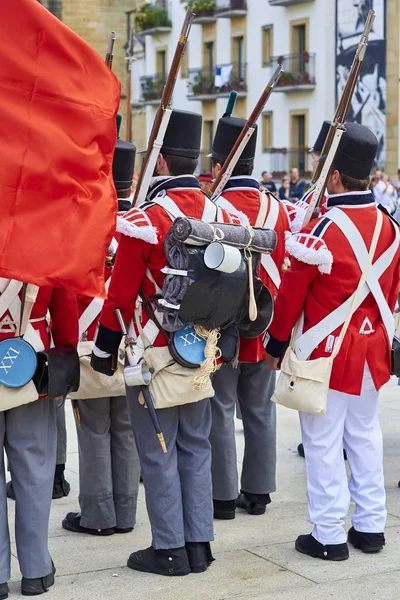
[123,360,152,387]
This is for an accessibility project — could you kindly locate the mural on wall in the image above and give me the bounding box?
[336,0,386,166]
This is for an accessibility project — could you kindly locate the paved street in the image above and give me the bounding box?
[6,378,400,599]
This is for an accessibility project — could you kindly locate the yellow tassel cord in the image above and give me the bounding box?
[192,326,221,392]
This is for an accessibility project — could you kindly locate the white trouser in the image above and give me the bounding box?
[300,366,386,545]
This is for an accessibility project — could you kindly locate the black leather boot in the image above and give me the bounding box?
[52,464,70,499]
[21,562,55,596]
[62,512,115,536]
[236,492,271,516]
[295,534,349,561]
[213,499,236,520]
[127,546,191,576]
[0,582,8,600]
[348,527,385,553]
[185,542,215,573]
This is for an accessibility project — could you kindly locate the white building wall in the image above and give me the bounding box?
[138,0,338,179]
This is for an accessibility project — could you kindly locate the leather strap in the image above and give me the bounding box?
[294,208,391,359]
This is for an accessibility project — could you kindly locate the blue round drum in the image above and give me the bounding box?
[172,325,206,367]
[0,338,38,388]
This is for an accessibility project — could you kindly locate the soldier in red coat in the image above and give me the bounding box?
[208,117,290,520]
[0,284,78,596]
[62,139,140,538]
[91,110,240,577]
[266,123,400,560]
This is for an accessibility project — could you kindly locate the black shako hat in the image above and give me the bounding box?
[112,139,136,191]
[325,122,378,180]
[160,109,202,159]
[211,117,257,166]
[310,120,331,154]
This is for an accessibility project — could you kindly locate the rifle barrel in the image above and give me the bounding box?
[105,31,116,69]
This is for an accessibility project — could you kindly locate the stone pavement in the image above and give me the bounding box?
[6,378,400,599]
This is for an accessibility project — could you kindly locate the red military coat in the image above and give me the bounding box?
[96,176,240,355]
[0,283,78,350]
[283,188,329,233]
[267,191,400,395]
[215,176,290,362]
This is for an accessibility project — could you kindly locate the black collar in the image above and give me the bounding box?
[221,176,260,192]
[118,199,132,212]
[147,175,201,201]
[326,191,376,209]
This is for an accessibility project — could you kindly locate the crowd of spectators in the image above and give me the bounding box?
[259,168,307,203]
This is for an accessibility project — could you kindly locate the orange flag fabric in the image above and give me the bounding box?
[0,0,121,297]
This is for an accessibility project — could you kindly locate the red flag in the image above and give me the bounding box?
[0,0,121,297]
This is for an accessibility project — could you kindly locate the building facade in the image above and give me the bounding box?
[134,0,400,178]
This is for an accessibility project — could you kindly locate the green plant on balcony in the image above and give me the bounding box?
[189,71,214,95]
[185,0,216,17]
[276,71,296,87]
[141,76,165,101]
[135,3,172,32]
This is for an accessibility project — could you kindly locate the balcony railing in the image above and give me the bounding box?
[265,148,312,180]
[187,63,247,99]
[139,74,166,103]
[215,0,247,17]
[269,0,314,5]
[271,52,316,92]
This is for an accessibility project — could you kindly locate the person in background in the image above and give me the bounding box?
[289,168,307,201]
[395,169,400,198]
[381,173,397,214]
[371,168,386,204]
[278,175,290,201]
[198,171,213,196]
[260,171,277,194]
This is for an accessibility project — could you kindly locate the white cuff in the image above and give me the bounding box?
[92,344,111,358]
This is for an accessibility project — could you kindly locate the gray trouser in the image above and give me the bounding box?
[0,399,56,581]
[76,396,140,530]
[210,361,277,501]
[56,398,67,465]
[126,388,214,550]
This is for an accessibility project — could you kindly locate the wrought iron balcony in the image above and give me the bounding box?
[271,52,316,92]
[215,0,247,18]
[139,74,166,104]
[187,63,247,99]
[264,147,312,180]
[269,0,314,6]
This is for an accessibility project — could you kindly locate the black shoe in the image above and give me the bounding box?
[21,563,55,596]
[127,546,190,576]
[348,526,385,553]
[235,492,270,516]
[295,534,349,561]
[62,512,115,536]
[5,481,15,501]
[213,499,236,520]
[115,527,134,534]
[185,542,215,573]
[52,464,70,499]
[298,443,347,461]
[297,443,305,458]
[0,583,8,600]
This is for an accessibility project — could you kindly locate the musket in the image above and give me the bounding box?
[210,63,284,200]
[125,32,135,142]
[105,31,116,69]
[133,7,194,206]
[302,9,375,226]
[115,309,167,454]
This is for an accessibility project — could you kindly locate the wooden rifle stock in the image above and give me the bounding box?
[303,10,375,225]
[105,32,116,69]
[210,63,283,199]
[133,7,194,205]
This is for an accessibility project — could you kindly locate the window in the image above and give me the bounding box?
[234,36,245,79]
[290,110,308,174]
[203,41,215,72]
[262,112,273,151]
[181,42,189,79]
[156,49,167,78]
[262,25,273,67]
